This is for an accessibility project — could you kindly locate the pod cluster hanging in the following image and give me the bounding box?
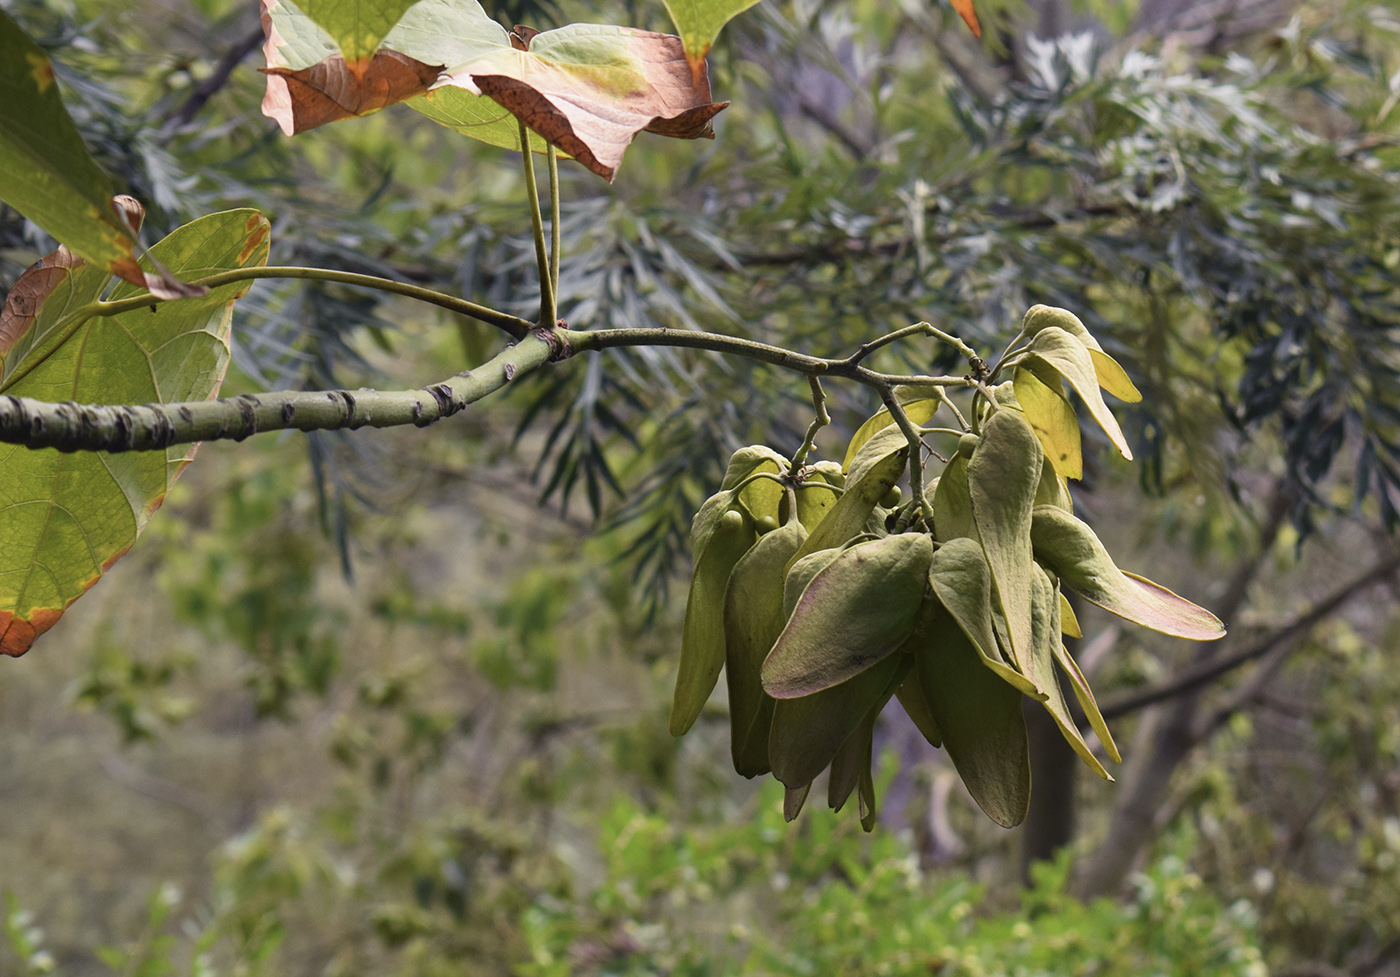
[669,306,1226,829]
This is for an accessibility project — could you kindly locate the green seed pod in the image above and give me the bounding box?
[768,653,907,789]
[1025,565,1110,781]
[720,445,788,529]
[762,533,934,699]
[893,671,942,748]
[783,548,843,621]
[1021,305,1142,403]
[880,485,903,508]
[1029,504,1226,640]
[723,518,808,778]
[957,433,980,459]
[967,409,1044,676]
[1014,367,1082,480]
[928,537,1040,696]
[932,456,976,543]
[785,445,908,574]
[756,515,779,534]
[670,506,756,736]
[904,596,1030,828]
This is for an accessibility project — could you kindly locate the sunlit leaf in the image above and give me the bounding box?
[0,14,199,299]
[0,210,270,657]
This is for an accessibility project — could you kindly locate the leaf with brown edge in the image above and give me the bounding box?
[0,246,83,372]
[1,209,270,659]
[434,23,727,181]
[263,50,444,134]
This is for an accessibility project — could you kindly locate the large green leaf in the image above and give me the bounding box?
[0,14,195,299]
[1024,326,1132,461]
[927,537,1039,695]
[0,210,271,657]
[296,0,419,60]
[784,444,906,572]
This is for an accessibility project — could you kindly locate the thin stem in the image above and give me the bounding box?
[100,267,532,337]
[919,322,989,378]
[548,144,561,305]
[934,387,971,431]
[879,388,934,520]
[519,120,556,327]
[0,266,534,398]
[790,376,830,474]
[840,323,932,367]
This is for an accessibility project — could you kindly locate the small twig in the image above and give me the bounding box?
[790,376,830,474]
[934,387,970,431]
[547,144,561,308]
[840,323,932,367]
[517,119,555,326]
[879,389,934,519]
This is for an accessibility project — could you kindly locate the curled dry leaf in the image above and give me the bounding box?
[260,0,727,181]
[435,23,727,181]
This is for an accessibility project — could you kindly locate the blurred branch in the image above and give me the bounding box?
[1101,549,1400,722]
[162,25,264,127]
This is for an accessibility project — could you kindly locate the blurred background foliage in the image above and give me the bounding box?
[4,0,1400,973]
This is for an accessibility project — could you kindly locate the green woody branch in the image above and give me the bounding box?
[0,325,976,454]
[0,331,559,453]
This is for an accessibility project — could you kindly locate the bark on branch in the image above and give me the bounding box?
[0,331,558,453]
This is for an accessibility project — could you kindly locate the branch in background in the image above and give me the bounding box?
[0,331,558,453]
[163,25,265,127]
[1100,550,1400,721]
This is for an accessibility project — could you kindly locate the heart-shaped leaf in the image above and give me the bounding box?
[0,14,199,300]
[0,209,271,657]
[762,533,932,699]
[1029,504,1226,640]
[967,409,1043,675]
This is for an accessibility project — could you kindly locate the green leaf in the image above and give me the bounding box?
[0,210,271,658]
[0,15,196,299]
[842,398,939,472]
[768,653,905,789]
[671,506,755,734]
[1013,367,1082,479]
[967,409,1043,676]
[723,517,807,777]
[294,0,419,61]
[828,693,879,813]
[1029,504,1226,640]
[927,538,1040,696]
[910,600,1030,828]
[785,444,907,573]
[1020,305,1142,403]
[660,0,764,73]
[763,533,931,698]
[1026,566,1111,780]
[1024,327,1132,461]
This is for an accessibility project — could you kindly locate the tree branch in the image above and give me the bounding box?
[0,331,558,453]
